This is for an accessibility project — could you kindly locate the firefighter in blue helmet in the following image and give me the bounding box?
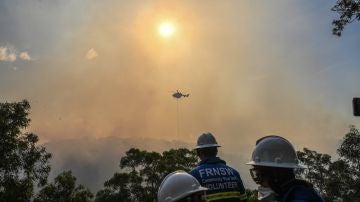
[190,133,247,202]
[246,135,324,202]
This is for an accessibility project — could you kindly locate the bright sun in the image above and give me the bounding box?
[159,22,175,38]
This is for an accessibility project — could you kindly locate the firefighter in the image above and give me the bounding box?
[246,135,324,202]
[190,133,247,202]
[158,170,208,202]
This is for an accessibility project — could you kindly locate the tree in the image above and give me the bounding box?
[296,148,332,196]
[336,125,360,201]
[337,125,360,173]
[0,100,51,202]
[297,125,360,201]
[245,189,258,202]
[332,0,360,36]
[325,159,353,201]
[95,148,198,202]
[34,171,93,202]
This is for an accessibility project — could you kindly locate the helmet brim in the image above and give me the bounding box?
[195,144,221,149]
[246,161,306,169]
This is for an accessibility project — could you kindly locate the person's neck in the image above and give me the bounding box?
[199,156,216,161]
[270,178,296,195]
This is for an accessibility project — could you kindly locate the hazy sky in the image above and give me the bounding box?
[1,0,360,158]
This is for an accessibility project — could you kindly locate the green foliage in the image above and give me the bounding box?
[338,125,360,171]
[95,148,198,202]
[297,125,360,201]
[336,125,360,201]
[34,171,93,202]
[296,148,332,194]
[332,0,360,36]
[245,189,258,202]
[0,100,51,202]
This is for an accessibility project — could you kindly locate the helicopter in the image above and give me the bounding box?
[172,90,190,99]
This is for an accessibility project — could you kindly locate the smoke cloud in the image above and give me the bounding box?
[85,48,98,60]
[1,0,359,191]
[0,46,16,62]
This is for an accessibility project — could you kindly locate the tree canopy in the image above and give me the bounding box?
[34,171,93,202]
[0,100,51,201]
[95,148,198,202]
[297,125,360,201]
[332,0,360,36]
[0,100,92,202]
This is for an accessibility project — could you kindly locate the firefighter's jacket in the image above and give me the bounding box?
[190,157,247,202]
[279,179,324,202]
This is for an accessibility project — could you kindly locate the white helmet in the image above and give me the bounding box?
[195,132,221,149]
[246,135,304,169]
[158,171,207,202]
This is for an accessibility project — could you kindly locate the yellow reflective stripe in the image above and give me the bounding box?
[207,191,247,201]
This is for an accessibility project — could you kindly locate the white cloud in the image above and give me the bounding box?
[0,46,34,62]
[86,48,98,60]
[0,47,17,62]
[19,52,32,60]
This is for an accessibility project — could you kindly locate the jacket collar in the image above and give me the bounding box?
[199,157,226,165]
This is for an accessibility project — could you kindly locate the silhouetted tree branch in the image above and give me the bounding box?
[332,0,360,36]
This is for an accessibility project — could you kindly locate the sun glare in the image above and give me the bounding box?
[159,22,175,38]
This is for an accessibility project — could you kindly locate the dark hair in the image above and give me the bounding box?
[196,147,218,157]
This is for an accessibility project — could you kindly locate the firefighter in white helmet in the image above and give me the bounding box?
[246,135,324,202]
[158,171,208,202]
[190,133,247,202]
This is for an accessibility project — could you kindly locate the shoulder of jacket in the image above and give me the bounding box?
[284,185,323,202]
[224,165,240,174]
[190,164,206,173]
